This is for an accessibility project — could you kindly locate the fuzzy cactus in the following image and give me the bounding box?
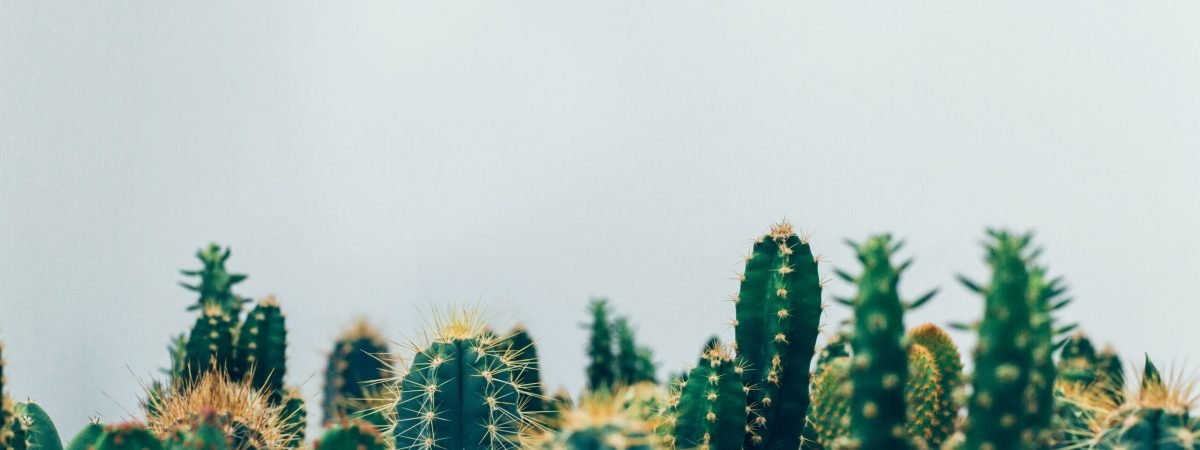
[233,297,288,400]
[663,343,747,450]
[142,370,293,450]
[907,323,962,448]
[1058,333,1098,385]
[733,222,822,450]
[960,230,1037,450]
[391,309,539,450]
[323,320,392,424]
[586,299,617,392]
[180,243,250,317]
[314,421,385,450]
[13,403,61,450]
[1066,355,1197,450]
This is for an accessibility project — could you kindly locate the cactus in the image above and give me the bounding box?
[323,320,392,424]
[503,325,546,419]
[1,341,17,450]
[314,421,385,450]
[143,370,292,450]
[279,389,307,448]
[1094,347,1126,405]
[93,423,164,450]
[960,229,1037,450]
[806,355,852,449]
[1026,264,1065,448]
[1066,355,1198,450]
[1058,333,1098,385]
[661,342,746,450]
[733,222,822,450]
[163,407,230,450]
[841,235,913,450]
[180,243,249,317]
[391,309,539,450]
[533,388,660,450]
[586,299,617,392]
[184,306,237,379]
[907,324,962,448]
[13,403,61,450]
[65,422,104,450]
[233,297,288,400]
[905,344,942,448]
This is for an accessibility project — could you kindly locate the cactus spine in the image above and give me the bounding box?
[733,222,822,450]
[323,320,392,424]
[907,324,962,447]
[843,235,912,450]
[905,345,942,447]
[534,388,659,450]
[314,421,385,450]
[279,390,307,447]
[391,309,538,450]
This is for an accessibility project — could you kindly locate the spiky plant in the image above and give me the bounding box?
[142,370,294,450]
[180,243,250,317]
[733,221,823,450]
[533,387,661,450]
[1065,355,1198,450]
[1094,347,1126,405]
[905,344,943,448]
[232,296,288,401]
[1026,264,1066,448]
[907,323,962,448]
[65,422,104,450]
[13,403,61,450]
[1,341,18,450]
[162,406,230,450]
[279,388,307,448]
[587,299,617,392]
[503,324,546,420]
[391,308,542,450]
[314,421,386,450]
[323,319,393,425]
[661,343,747,450]
[1058,333,1098,385]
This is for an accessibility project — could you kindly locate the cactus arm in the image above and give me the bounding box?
[766,233,823,450]
[13,403,62,450]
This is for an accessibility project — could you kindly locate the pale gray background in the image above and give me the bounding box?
[2,1,1199,439]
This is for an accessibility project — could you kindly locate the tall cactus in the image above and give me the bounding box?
[733,222,822,450]
[664,343,747,450]
[323,320,392,424]
[391,309,539,450]
[961,230,1036,450]
[907,324,962,448]
[503,325,546,418]
[234,297,289,400]
[843,234,912,450]
[586,299,617,392]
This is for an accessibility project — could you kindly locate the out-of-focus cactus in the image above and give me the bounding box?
[279,389,307,448]
[960,230,1036,450]
[503,325,546,419]
[1094,347,1126,405]
[323,320,392,424]
[163,407,229,450]
[1058,333,1098,385]
[184,306,237,379]
[733,222,822,450]
[13,403,61,450]
[842,234,913,450]
[1026,264,1066,448]
[543,390,575,430]
[233,297,288,401]
[1,341,17,450]
[907,324,962,448]
[662,342,746,450]
[1066,355,1196,450]
[905,345,942,448]
[534,387,660,450]
[180,243,249,317]
[806,355,851,449]
[142,370,292,450]
[391,309,539,450]
[64,422,104,450]
[586,299,617,392]
[313,421,385,450]
[93,423,164,450]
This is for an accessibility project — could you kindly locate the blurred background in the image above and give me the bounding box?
[2,1,1199,438]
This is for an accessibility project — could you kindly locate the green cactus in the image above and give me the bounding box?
[1026,265,1065,448]
[180,243,249,317]
[503,325,546,418]
[163,408,229,450]
[233,297,288,400]
[806,355,851,449]
[314,421,385,450]
[64,422,104,450]
[279,389,307,448]
[391,309,537,450]
[1058,333,1098,385]
[961,229,1036,450]
[1095,348,1126,405]
[905,344,943,448]
[93,424,164,450]
[7,419,28,450]
[665,343,746,450]
[842,234,912,450]
[907,323,962,448]
[536,388,659,450]
[1,341,16,450]
[323,320,392,424]
[586,299,617,392]
[13,403,61,450]
[1080,355,1197,450]
[184,307,237,379]
[733,222,822,450]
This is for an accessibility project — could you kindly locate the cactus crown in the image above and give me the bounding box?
[180,243,249,316]
[142,370,293,449]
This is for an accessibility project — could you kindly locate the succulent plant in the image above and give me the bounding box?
[662,342,746,450]
[232,297,288,401]
[534,387,660,450]
[13,403,61,450]
[503,324,546,419]
[907,324,962,447]
[313,421,385,450]
[586,299,617,392]
[323,320,392,425]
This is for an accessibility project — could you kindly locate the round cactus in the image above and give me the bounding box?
[907,323,961,447]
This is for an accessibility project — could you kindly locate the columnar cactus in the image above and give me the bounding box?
[844,234,912,450]
[13,403,61,450]
[503,325,546,418]
[184,306,237,379]
[664,343,747,450]
[961,230,1036,450]
[1026,265,1065,448]
[279,389,307,448]
[233,297,288,400]
[391,309,539,450]
[586,299,617,392]
[907,323,962,448]
[733,221,822,450]
[314,421,385,450]
[323,320,392,424]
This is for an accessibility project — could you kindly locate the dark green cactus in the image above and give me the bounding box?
[184,307,237,379]
[180,243,249,316]
[64,422,104,450]
[93,424,164,450]
[1095,348,1126,405]
[13,403,61,450]
[665,343,746,450]
[7,419,28,450]
[392,311,536,450]
[1026,265,1065,448]
[733,222,822,450]
[503,325,546,418]
[586,299,617,392]
[279,389,306,448]
[961,230,1036,450]
[907,323,962,448]
[314,421,385,450]
[233,297,288,400]
[323,320,391,424]
[843,234,912,450]
[806,355,851,449]
[1058,333,1098,385]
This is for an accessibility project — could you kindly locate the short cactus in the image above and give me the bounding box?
[905,344,942,447]
[279,389,307,448]
[163,407,230,450]
[1094,347,1126,405]
[733,222,823,450]
[1058,333,1098,385]
[664,343,747,450]
[907,323,962,447]
[391,309,540,450]
[13,403,62,450]
[1067,355,1198,450]
[142,370,293,450]
[233,297,288,401]
[314,421,385,450]
[533,387,660,450]
[323,320,392,424]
